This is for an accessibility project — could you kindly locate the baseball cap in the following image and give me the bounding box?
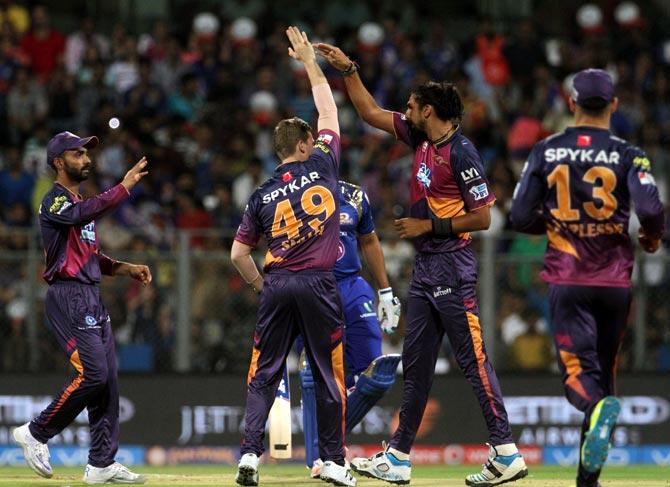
[571,68,615,109]
[46,131,99,168]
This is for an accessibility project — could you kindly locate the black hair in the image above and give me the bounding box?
[411,81,463,123]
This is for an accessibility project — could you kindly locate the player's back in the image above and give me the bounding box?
[236,130,341,272]
[527,126,662,286]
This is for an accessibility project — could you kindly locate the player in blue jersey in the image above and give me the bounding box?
[231,27,355,487]
[12,132,150,485]
[511,69,665,487]
[304,180,401,477]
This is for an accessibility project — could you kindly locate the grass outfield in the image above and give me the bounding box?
[0,465,668,486]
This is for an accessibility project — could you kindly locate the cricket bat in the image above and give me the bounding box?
[269,364,292,458]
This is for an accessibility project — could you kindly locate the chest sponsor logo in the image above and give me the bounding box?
[469,183,489,201]
[80,222,96,244]
[460,167,480,183]
[416,162,432,188]
[340,212,354,226]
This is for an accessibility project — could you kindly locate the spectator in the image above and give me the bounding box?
[7,66,47,144]
[64,17,110,74]
[20,5,65,83]
[0,145,34,209]
[168,72,203,122]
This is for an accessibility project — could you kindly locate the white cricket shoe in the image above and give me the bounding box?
[235,453,259,486]
[83,462,146,484]
[350,444,410,485]
[465,443,528,486]
[320,460,356,486]
[311,458,324,478]
[12,423,52,479]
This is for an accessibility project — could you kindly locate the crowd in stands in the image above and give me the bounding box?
[0,1,669,373]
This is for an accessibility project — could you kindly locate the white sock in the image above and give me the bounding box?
[388,447,410,461]
[493,443,518,456]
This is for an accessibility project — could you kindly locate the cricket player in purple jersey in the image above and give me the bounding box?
[231,27,355,487]
[511,68,665,487]
[316,44,526,486]
[12,131,150,484]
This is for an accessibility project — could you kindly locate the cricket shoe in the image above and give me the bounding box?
[465,443,528,486]
[320,460,356,486]
[12,423,52,479]
[581,396,621,473]
[350,443,410,485]
[311,458,325,478]
[236,453,259,486]
[83,462,146,484]
[312,448,351,479]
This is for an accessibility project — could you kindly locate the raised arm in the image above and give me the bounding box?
[286,26,338,135]
[315,42,394,135]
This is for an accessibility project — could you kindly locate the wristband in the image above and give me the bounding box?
[432,217,453,238]
[341,61,359,76]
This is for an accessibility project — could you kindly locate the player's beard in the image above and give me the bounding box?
[63,161,91,182]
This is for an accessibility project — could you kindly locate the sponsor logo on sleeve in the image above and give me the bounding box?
[633,156,651,171]
[49,195,71,214]
[469,183,489,200]
[638,172,656,186]
[317,133,333,145]
[460,167,481,182]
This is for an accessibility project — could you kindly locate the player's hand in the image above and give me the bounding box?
[378,287,401,335]
[128,264,152,286]
[121,157,148,192]
[394,218,432,239]
[639,229,662,253]
[314,42,353,72]
[286,26,315,64]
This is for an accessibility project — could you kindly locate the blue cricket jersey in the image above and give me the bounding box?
[333,181,375,280]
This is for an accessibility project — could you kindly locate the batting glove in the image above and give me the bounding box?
[377,287,401,335]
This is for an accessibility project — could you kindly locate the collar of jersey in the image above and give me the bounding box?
[432,124,461,148]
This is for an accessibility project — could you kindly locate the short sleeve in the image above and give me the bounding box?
[451,140,496,211]
[626,147,665,238]
[510,142,548,234]
[392,112,424,149]
[311,129,341,169]
[357,190,375,235]
[234,197,262,247]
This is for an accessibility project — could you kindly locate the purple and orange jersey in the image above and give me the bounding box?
[511,126,665,287]
[39,183,129,284]
[392,112,496,253]
[235,129,341,271]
